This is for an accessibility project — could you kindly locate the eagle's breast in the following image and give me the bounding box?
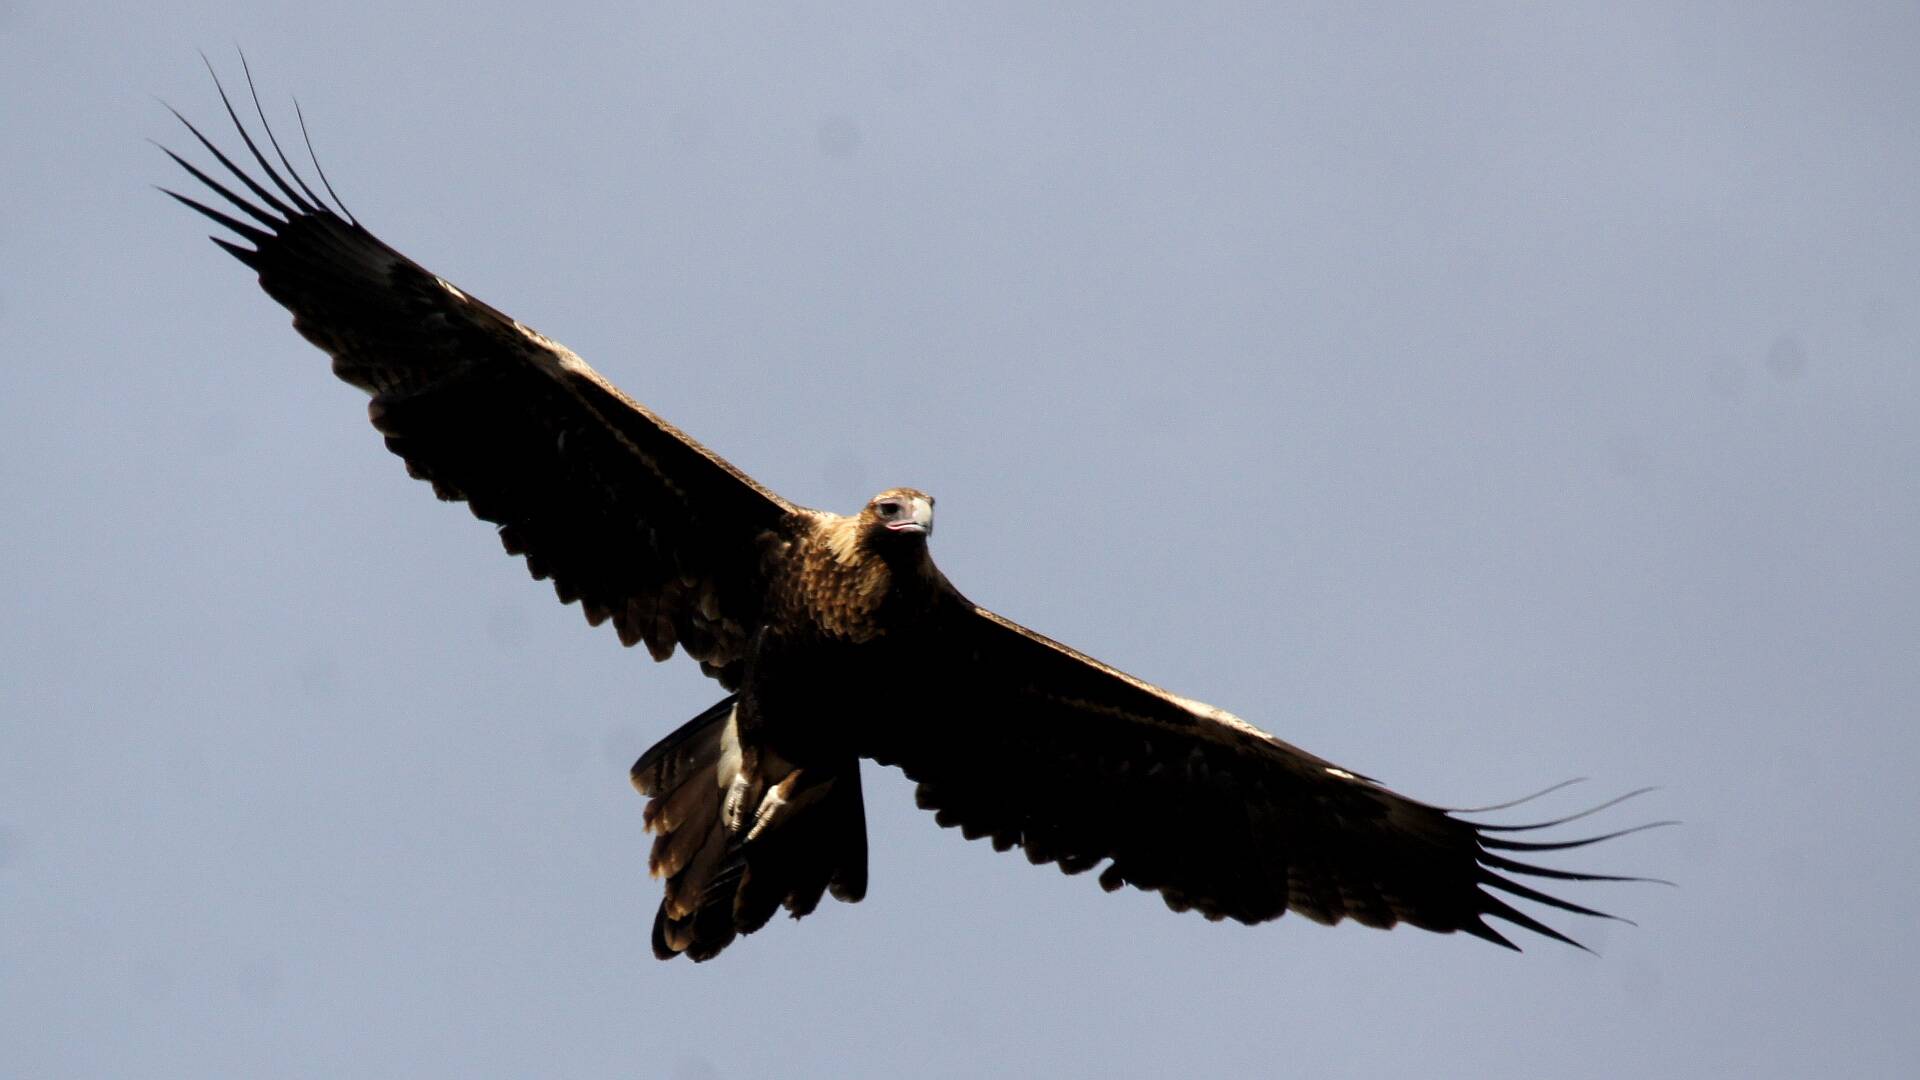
[762,515,894,644]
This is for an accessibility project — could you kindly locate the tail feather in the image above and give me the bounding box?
[631,696,868,962]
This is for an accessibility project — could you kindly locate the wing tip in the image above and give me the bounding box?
[161,53,359,252]
[1453,783,1669,951]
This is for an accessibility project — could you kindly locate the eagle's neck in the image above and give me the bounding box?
[780,515,942,641]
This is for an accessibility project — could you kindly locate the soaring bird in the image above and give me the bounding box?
[161,66,1656,962]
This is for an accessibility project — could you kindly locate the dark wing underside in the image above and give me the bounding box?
[864,604,1659,949]
[160,68,794,686]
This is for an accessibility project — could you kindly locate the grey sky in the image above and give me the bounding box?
[5,2,1918,1077]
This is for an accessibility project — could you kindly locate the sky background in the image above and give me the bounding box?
[4,2,1918,1077]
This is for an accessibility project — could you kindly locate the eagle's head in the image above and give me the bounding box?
[862,488,935,543]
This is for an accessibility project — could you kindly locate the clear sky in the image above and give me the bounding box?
[5,3,1918,1077]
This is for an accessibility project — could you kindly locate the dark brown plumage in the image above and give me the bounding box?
[163,65,1660,963]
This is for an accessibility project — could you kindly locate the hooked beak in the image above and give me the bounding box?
[884,496,934,536]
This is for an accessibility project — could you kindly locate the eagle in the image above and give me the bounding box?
[160,66,1657,962]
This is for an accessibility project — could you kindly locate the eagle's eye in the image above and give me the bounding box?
[876,501,901,517]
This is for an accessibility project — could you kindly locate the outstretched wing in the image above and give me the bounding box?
[866,604,1656,949]
[160,69,795,687]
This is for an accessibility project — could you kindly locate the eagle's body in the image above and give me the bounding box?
[162,68,1654,963]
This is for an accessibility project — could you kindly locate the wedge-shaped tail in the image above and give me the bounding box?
[631,697,869,961]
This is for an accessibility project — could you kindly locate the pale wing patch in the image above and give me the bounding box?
[431,275,595,378]
[1162,689,1285,743]
[533,335,594,375]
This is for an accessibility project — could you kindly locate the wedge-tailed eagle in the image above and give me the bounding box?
[161,66,1657,962]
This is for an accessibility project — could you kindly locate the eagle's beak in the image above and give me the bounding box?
[885,496,934,536]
